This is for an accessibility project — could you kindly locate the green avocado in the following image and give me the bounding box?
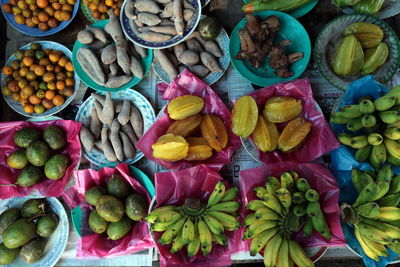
[85,186,107,206]
[44,154,70,180]
[20,238,47,263]
[26,141,50,167]
[0,208,21,234]
[0,243,20,265]
[36,214,59,238]
[21,198,46,218]
[96,195,124,223]
[43,126,67,150]
[106,216,133,240]
[3,219,36,249]
[125,194,147,221]
[88,210,109,234]
[107,174,131,199]
[13,128,42,148]
[198,16,221,40]
[6,149,28,169]
[17,165,44,187]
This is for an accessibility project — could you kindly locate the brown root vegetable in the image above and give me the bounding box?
[91,93,105,106]
[90,106,101,139]
[86,26,108,43]
[200,51,222,72]
[77,29,94,44]
[141,32,172,42]
[188,31,206,46]
[173,42,186,59]
[121,123,138,145]
[101,127,117,162]
[143,26,177,35]
[186,38,202,52]
[245,14,262,40]
[80,125,95,151]
[130,104,143,139]
[134,18,144,27]
[183,8,194,22]
[101,92,115,126]
[118,100,131,125]
[160,2,173,18]
[110,119,124,162]
[77,47,106,86]
[124,0,137,19]
[238,28,256,54]
[130,55,144,79]
[116,40,132,75]
[138,12,162,26]
[95,140,103,151]
[109,62,119,76]
[135,0,161,14]
[105,13,125,45]
[183,0,194,9]
[205,40,222,57]
[155,49,178,79]
[106,75,132,88]
[179,50,199,66]
[156,0,171,3]
[101,44,117,65]
[173,0,184,35]
[160,18,174,26]
[134,44,148,58]
[94,100,107,125]
[189,64,209,78]
[115,101,123,113]
[166,52,179,67]
[120,132,136,159]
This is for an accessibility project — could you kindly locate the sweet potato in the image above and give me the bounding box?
[130,104,144,139]
[77,29,94,44]
[115,101,123,113]
[141,32,171,42]
[101,127,117,162]
[188,31,206,46]
[106,75,132,88]
[110,118,124,162]
[93,100,107,125]
[109,62,119,77]
[135,0,161,13]
[166,52,179,67]
[173,0,184,35]
[205,40,222,57]
[130,55,144,79]
[118,100,131,125]
[101,91,115,126]
[121,123,138,145]
[141,26,177,35]
[90,106,101,139]
[173,42,186,59]
[155,49,178,79]
[160,2,173,18]
[116,40,132,75]
[160,18,174,26]
[200,51,222,72]
[101,44,117,64]
[86,26,108,43]
[134,18,144,27]
[189,64,209,78]
[77,47,105,86]
[179,50,199,66]
[134,44,148,58]
[156,0,171,3]
[120,132,136,159]
[91,93,106,106]
[183,0,194,9]
[183,8,194,22]
[80,125,95,151]
[105,13,124,43]
[95,140,103,151]
[186,38,202,52]
[138,12,162,26]
[124,0,137,19]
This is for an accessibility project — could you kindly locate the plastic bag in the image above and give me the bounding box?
[136,69,241,171]
[0,120,81,198]
[62,163,154,258]
[153,164,245,267]
[239,162,346,248]
[237,78,339,163]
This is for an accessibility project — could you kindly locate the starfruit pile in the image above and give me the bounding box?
[152,95,228,162]
[231,95,312,153]
[332,22,388,77]
[333,0,384,15]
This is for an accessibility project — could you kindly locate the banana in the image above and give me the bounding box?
[350,135,368,149]
[243,213,257,227]
[207,201,241,213]
[355,145,372,162]
[302,217,313,237]
[370,143,386,170]
[368,133,383,145]
[182,217,195,243]
[296,178,311,192]
[247,200,267,211]
[373,207,400,221]
[285,212,301,233]
[293,204,307,216]
[337,133,353,146]
[379,110,400,124]
[361,115,377,128]
[385,126,400,140]
[377,165,393,182]
[331,111,350,124]
[289,171,299,181]
[156,210,182,223]
[387,153,400,166]
[358,222,392,244]
[198,217,212,255]
[374,96,396,111]
[254,186,269,199]
[288,238,314,267]
[360,217,400,239]
[151,213,183,231]
[351,169,373,193]
[347,117,364,131]
[293,192,306,204]
[354,225,380,261]
[362,236,389,258]
[388,175,400,194]
[146,205,178,223]
[249,227,279,256]
[187,219,200,257]
[384,86,400,103]
[275,188,292,209]
[276,237,290,267]
[311,212,331,240]
[280,172,294,190]
[353,182,380,207]
[305,189,319,202]
[341,105,362,118]
[364,170,377,179]
[158,216,187,245]
[386,220,400,228]
[373,181,390,201]
[355,202,380,218]
[376,194,400,207]
[202,214,224,235]
[265,177,281,194]
[359,98,376,114]
[204,210,239,230]
[261,194,284,215]
[255,207,281,221]
[220,187,239,202]
[385,139,400,160]
[306,201,322,217]
[207,181,225,207]
[264,233,283,267]
[211,233,228,246]
[245,220,280,239]
[388,242,400,255]
[170,232,186,253]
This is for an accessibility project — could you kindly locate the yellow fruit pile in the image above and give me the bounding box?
[152,95,228,162]
[231,95,312,153]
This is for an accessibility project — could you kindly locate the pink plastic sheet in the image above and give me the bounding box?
[240,162,346,248]
[136,69,241,171]
[241,78,340,163]
[154,164,245,267]
[62,163,154,258]
[0,120,81,198]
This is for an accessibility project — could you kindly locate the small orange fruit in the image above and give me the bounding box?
[52,94,64,105]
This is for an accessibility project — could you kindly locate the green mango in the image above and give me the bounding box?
[0,243,20,265]
[88,210,109,234]
[44,154,70,180]
[107,216,133,240]
[3,219,36,249]
[21,198,46,218]
[107,174,131,199]
[26,141,50,167]
[43,125,67,150]
[85,186,107,206]
[20,238,47,263]
[36,214,59,237]
[0,208,21,234]
[96,195,124,222]
[6,149,28,169]
[17,165,44,187]
[125,194,147,221]
[13,128,41,148]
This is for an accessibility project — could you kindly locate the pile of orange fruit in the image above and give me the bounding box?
[2,43,75,114]
[82,0,122,20]
[2,0,76,31]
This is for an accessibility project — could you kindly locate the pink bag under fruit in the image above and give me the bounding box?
[153,164,245,267]
[240,162,346,249]
[62,163,154,258]
[0,120,81,198]
[136,69,241,171]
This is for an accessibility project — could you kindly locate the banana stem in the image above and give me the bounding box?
[340,202,357,224]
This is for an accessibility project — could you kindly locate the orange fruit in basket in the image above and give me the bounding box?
[42,98,54,109]
[52,94,64,106]
[113,8,119,16]
[104,0,112,7]
[38,11,49,22]
[49,52,60,63]
[20,98,29,106]
[47,81,56,90]
[2,3,12,13]
[43,72,55,82]
[29,80,39,90]
[14,14,25,24]
[22,9,32,18]
[25,18,36,27]
[45,89,55,100]
[32,16,39,24]
[29,94,41,105]
[34,65,45,76]
[56,80,65,90]
[29,4,38,11]
[56,72,66,80]
[22,56,34,67]
[65,77,74,87]
[17,0,28,9]
[65,61,73,72]
[37,0,48,8]
[61,3,72,11]
[59,10,71,21]
[2,66,13,75]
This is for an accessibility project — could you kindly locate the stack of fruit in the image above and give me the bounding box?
[2,43,75,114]
[333,0,384,15]
[332,86,400,169]
[0,198,59,264]
[146,182,240,256]
[243,170,331,267]
[340,165,400,261]
[82,0,122,20]
[85,174,148,240]
[6,126,70,187]
[332,22,388,77]
[231,95,312,153]
[152,95,228,162]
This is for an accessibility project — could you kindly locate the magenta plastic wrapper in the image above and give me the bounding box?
[136,69,241,171]
[241,78,340,163]
[62,163,154,258]
[153,164,246,267]
[0,120,81,198]
[240,162,346,248]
